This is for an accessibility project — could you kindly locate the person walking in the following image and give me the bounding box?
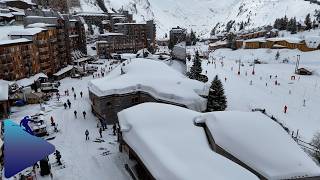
[83,111,86,119]
[80,91,83,98]
[74,110,77,119]
[67,99,71,109]
[74,93,77,100]
[284,105,288,114]
[113,124,117,136]
[72,87,74,92]
[50,116,55,126]
[64,103,67,109]
[99,127,103,138]
[85,130,89,140]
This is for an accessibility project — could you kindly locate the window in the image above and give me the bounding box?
[106,102,112,106]
[131,97,139,104]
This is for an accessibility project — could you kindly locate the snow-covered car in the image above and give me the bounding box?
[40,83,59,93]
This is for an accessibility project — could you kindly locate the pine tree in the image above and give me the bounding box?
[207,75,227,112]
[239,21,244,31]
[287,17,297,34]
[305,13,312,30]
[188,51,202,80]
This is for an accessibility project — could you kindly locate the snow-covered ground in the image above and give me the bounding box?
[6,60,131,180]
[188,47,320,142]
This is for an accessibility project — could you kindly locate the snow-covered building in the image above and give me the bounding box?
[197,111,320,180]
[88,58,208,124]
[0,80,9,119]
[118,103,259,180]
[119,103,320,180]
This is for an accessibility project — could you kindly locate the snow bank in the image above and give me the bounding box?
[202,111,320,179]
[0,80,8,101]
[118,103,258,180]
[16,73,48,87]
[88,58,208,111]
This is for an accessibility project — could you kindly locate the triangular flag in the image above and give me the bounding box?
[4,120,55,178]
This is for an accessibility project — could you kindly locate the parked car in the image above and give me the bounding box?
[40,83,59,93]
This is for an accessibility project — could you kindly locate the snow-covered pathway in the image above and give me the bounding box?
[10,76,130,180]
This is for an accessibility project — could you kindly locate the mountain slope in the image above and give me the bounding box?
[78,0,320,37]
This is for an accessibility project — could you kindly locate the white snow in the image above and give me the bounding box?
[0,25,24,40]
[190,47,320,142]
[201,111,320,179]
[26,23,56,28]
[0,38,31,46]
[9,28,45,36]
[118,103,259,180]
[16,73,48,87]
[53,66,74,77]
[88,58,208,111]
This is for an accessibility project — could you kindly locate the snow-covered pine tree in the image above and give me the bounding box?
[287,17,297,34]
[305,13,312,30]
[207,75,227,112]
[188,51,202,80]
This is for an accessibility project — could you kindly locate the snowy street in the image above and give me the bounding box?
[9,69,131,179]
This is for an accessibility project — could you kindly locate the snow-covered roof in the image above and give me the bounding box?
[209,40,228,47]
[114,22,146,25]
[16,73,47,87]
[0,12,13,17]
[267,37,303,44]
[244,38,267,43]
[0,80,9,101]
[26,23,56,28]
[0,38,31,46]
[77,12,108,17]
[305,36,320,49]
[88,58,208,112]
[9,27,45,36]
[118,103,259,180]
[53,65,74,76]
[99,32,124,36]
[201,111,320,179]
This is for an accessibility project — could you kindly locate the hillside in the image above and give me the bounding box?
[76,0,320,37]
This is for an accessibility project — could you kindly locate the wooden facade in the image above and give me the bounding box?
[89,91,187,125]
[0,40,37,81]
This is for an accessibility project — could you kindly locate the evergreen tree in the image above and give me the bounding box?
[287,17,297,34]
[305,13,312,30]
[239,21,244,31]
[315,9,320,23]
[207,75,227,112]
[188,51,202,80]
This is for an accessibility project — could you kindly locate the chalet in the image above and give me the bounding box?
[198,111,320,180]
[118,103,320,180]
[169,26,187,46]
[118,103,259,180]
[208,41,228,51]
[244,38,268,49]
[4,0,36,10]
[88,59,208,124]
[0,81,9,120]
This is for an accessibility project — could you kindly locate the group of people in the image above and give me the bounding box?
[85,123,118,141]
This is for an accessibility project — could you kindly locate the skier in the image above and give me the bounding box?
[67,99,71,109]
[71,87,74,92]
[54,150,62,165]
[99,127,103,138]
[224,77,227,82]
[80,91,83,98]
[113,124,117,136]
[85,130,89,140]
[74,93,77,100]
[284,105,288,114]
[83,111,86,119]
[63,103,67,109]
[74,110,77,119]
